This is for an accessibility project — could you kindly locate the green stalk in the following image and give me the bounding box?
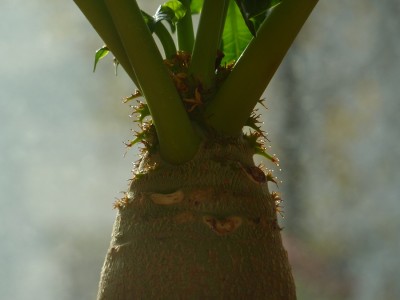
[141,11,177,59]
[154,22,177,59]
[73,0,139,88]
[141,11,176,58]
[104,0,200,164]
[205,0,319,136]
[189,0,228,89]
[177,0,195,52]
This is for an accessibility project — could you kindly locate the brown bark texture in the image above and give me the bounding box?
[97,139,296,299]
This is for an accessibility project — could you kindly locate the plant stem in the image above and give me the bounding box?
[141,10,177,59]
[189,0,228,89]
[73,0,139,88]
[154,22,177,59]
[177,0,195,52]
[104,0,200,164]
[205,0,319,136]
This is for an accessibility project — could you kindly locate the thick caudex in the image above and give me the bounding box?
[73,0,319,298]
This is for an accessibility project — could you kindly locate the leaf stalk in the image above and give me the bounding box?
[189,0,228,89]
[73,0,140,87]
[103,0,201,164]
[205,0,319,136]
[177,0,195,52]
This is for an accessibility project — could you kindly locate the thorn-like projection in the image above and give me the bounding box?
[271,191,284,218]
[123,89,142,103]
[130,101,150,123]
[124,122,157,154]
[266,170,279,188]
[240,163,267,184]
[113,193,133,209]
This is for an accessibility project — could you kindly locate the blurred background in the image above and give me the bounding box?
[1,0,399,299]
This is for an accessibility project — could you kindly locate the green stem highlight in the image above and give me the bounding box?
[141,10,177,59]
[177,0,195,52]
[189,0,228,89]
[205,0,319,136]
[73,0,139,88]
[105,0,200,164]
[154,22,177,59]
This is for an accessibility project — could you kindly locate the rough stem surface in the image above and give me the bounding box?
[97,139,296,299]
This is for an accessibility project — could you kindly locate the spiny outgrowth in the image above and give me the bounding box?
[240,162,281,189]
[239,163,266,184]
[266,169,280,188]
[123,50,280,168]
[124,122,158,155]
[123,51,238,157]
[130,159,157,181]
[164,51,207,114]
[243,128,279,166]
[256,163,281,188]
[243,100,280,166]
[271,191,284,218]
[163,51,235,115]
[113,192,133,209]
[245,109,267,137]
[122,89,142,104]
[123,96,158,155]
[129,100,151,123]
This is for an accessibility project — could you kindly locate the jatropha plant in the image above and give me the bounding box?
[74,0,318,298]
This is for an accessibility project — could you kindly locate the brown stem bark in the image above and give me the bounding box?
[97,139,296,299]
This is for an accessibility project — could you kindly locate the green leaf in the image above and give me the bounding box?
[221,1,252,64]
[93,46,109,72]
[234,0,281,36]
[190,0,203,14]
[154,0,187,32]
